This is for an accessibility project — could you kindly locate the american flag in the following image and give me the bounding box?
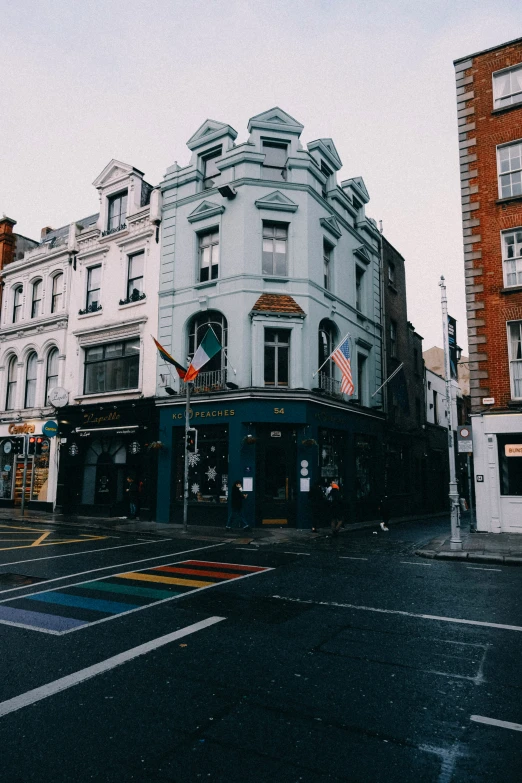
[332,336,354,395]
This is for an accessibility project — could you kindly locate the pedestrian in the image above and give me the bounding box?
[309,480,326,533]
[378,494,390,531]
[226,480,250,530]
[125,476,139,519]
[329,480,344,536]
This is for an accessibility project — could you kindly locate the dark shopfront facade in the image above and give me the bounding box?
[56,399,159,517]
[156,393,385,528]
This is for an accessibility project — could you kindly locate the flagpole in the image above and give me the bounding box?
[313,333,351,378]
[183,381,192,533]
[371,362,404,398]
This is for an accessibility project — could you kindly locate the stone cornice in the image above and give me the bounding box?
[0,314,68,340]
[72,316,148,344]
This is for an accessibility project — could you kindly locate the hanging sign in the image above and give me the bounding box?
[42,421,58,438]
[48,387,69,408]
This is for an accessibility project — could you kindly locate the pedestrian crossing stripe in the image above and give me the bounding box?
[0,560,272,636]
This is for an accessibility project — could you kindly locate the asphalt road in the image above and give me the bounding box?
[0,517,521,782]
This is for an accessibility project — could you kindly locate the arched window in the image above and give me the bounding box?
[45,348,59,403]
[31,280,42,318]
[188,311,227,376]
[51,273,64,313]
[5,356,18,411]
[24,352,38,409]
[13,286,23,323]
[318,319,337,380]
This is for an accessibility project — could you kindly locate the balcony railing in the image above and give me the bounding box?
[180,369,227,395]
[316,372,343,398]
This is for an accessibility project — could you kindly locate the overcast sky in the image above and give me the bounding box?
[2,0,521,352]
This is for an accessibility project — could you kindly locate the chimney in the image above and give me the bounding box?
[41,226,54,239]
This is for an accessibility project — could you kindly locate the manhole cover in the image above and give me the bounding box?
[0,573,45,587]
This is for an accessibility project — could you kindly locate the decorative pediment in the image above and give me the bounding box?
[308,138,342,170]
[248,107,303,135]
[187,119,238,151]
[93,159,142,189]
[255,190,298,213]
[320,215,342,239]
[187,200,225,223]
[342,176,370,204]
[353,245,372,264]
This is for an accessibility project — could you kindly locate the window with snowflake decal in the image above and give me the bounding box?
[174,425,229,504]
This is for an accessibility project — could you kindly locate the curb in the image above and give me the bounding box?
[416,549,522,566]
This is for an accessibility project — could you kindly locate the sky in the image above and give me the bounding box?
[2,0,521,353]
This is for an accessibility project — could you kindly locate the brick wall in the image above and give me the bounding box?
[454,38,522,411]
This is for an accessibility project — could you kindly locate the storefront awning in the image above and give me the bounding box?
[74,425,141,433]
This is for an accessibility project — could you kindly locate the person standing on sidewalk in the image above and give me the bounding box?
[309,480,326,533]
[329,481,344,536]
[226,481,250,530]
[125,476,139,520]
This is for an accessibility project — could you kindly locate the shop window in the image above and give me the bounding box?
[262,140,288,180]
[319,428,347,485]
[31,279,42,318]
[262,222,288,276]
[13,285,23,323]
[355,434,378,502]
[107,190,127,231]
[32,438,50,501]
[201,146,222,190]
[188,311,227,377]
[198,229,219,282]
[24,352,38,409]
[5,356,18,410]
[0,439,15,499]
[45,348,59,403]
[51,272,64,312]
[84,339,140,394]
[264,328,289,387]
[498,434,522,496]
[175,425,229,504]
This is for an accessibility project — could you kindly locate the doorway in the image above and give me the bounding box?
[256,426,296,526]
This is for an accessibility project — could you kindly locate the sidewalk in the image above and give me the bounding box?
[416,517,522,566]
[0,508,447,546]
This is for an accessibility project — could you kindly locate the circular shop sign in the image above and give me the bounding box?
[3,441,12,454]
[42,421,58,438]
[48,387,69,408]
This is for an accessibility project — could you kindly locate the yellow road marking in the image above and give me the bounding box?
[0,535,107,552]
[117,572,212,588]
[31,531,51,547]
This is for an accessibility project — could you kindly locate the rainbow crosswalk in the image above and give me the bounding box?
[0,559,272,635]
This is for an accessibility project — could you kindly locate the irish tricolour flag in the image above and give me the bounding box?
[185,328,222,382]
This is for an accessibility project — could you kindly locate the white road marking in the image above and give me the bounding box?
[340,556,368,561]
[0,538,170,568]
[0,617,225,717]
[466,567,502,572]
[400,561,432,566]
[470,715,522,732]
[271,595,522,633]
[0,542,227,597]
[284,552,310,556]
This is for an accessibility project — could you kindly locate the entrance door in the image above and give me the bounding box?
[13,460,33,507]
[95,453,116,505]
[256,427,296,526]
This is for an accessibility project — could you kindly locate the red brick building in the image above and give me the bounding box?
[454,37,522,532]
[0,217,39,309]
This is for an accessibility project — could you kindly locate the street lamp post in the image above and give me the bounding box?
[439,276,462,550]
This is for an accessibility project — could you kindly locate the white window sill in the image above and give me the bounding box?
[118,299,146,310]
[263,275,288,283]
[195,280,218,290]
[74,388,141,401]
[78,309,103,319]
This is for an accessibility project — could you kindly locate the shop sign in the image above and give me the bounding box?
[172,407,235,420]
[83,411,121,426]
[42,421,58,438]
[271,431,281,438]
[457,425,473,453]
[48,387,69,407]
[3,441,12,454]
[505,444,522,457]
[8,423,35,435]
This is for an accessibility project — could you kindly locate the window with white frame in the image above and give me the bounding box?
[201,147,222,190]
[198,229,219,282]
[85,265,102,311]
[264,329,290,387]
[5,356,17,411]
[262,222,288,276]
[493,64,522,110]
[45,348,59,403]
[262,140,288,180]
[51,273,63,313]
[13,286,23,323]
[24,352,37,408]
[127,251,144,299]
[503,229,522,287]
[31,279,42,318]
[107,191,127,231]
[323,240,332,290]
[508,321,522,399]
[498,142,522,199]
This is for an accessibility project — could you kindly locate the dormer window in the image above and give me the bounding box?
[201,147,222,190]
[107,191,127,232]
[321,161,332,199]
[262,140,288,180]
